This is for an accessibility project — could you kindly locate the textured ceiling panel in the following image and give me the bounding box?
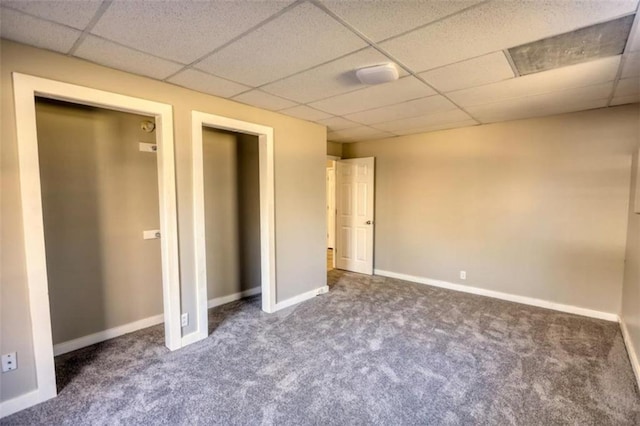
[309,76,436,116]
[317,116,361,132]
[344,95,458,125]
[508,15,634,76]
[447,56,620,107]
[232,89,297,111]
[2,0,102,29]
[0,7,80,53]
[392,119,478,136]
[320,0,483,42]
[621,52,640,78]
[371,109,472,133]
[278,105,333,121]
[195,2,367,86]
[614,77,640,98]
[91,0,291,64]
[465,82,613,123]
[261,48,407,104]
[627,17,640,52]
[380,0,638,72]
[328,125,394,142]
[419,52,515,92]
[610,94,640,105]
[166,68,250,97]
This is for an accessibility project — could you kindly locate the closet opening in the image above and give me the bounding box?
[190,111,276,345]
[14,73,181,404]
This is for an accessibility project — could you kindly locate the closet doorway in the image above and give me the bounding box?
[190,112,276,345]
[14,74,181,405]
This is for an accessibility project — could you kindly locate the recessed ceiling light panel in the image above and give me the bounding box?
[356,63,399,85]
[508,14,635,76]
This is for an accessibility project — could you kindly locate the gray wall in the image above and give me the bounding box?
[1,40,326,402]
[203,128,261,299]
[622,141,640,373]
[343,105,639,314]
[327,141,342,157]
[36,99,163,344]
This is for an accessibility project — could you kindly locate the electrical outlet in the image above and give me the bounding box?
[460,271,467,280]
[181,313,189,327]
[2,353,17,372]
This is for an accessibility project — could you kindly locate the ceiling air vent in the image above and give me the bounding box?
[508,14,635,76]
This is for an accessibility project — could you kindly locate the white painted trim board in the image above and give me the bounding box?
[620,318,640,388]
[11,72,183,413]
[191,111,277,347]
[274,285,329,311]
[374,269,619,322]
[0,390,45,419]
[53,314,165,356]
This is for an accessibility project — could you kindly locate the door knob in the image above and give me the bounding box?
[366,220,373,225]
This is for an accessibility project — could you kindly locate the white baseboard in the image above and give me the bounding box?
[620,318,640,388]
[274,285,329,311]
[53,314,164,356]
[207,287,261,309]
[374,269,619,322]
[0,388,52,419]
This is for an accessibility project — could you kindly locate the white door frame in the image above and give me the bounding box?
[189,111,276,345]
[12,73,183,406]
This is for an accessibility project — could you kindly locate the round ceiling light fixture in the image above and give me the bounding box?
[355,63,399,85]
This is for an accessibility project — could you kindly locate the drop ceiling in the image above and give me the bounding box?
[1,0,639,143]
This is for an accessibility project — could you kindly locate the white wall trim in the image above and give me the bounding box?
[207,287,262,309]
[374,269,619,322]
[620,318,640,388]
[191,111,277,347]
[53,314,164,356]
[11,72,182,412]
[0,389,48,419]
[274,285,329,311]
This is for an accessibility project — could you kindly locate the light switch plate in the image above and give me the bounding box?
[139,143,157,153]
[143,229,161,240]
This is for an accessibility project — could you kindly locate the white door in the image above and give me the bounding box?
[336,157,375,274]
[327,166,335,249]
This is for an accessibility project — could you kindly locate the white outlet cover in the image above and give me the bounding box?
[181,313,189,327]
[460,271,467,280]
[2,352,17,372]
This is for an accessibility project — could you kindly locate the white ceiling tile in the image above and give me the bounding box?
[392,119,478,136]
[448,56,621,107]
[344,95,458,125]
[232,89,297,111]
[261,48,408,104]
[419,52,515,92]
[2,0,102,29]
[380,0,638,72]
[621,52,640,78]
[317,116,361,132]
[279,105,333,121]
[75,35,185,80]
[0,7,80,54]
[614,77,640,98]
[627,15,640,52]
[309,76,436,116]
[195,2,367,86]
[320,0,483,42]
[610,95,640,105]
[328,126,394,142]
[371,109,472,133]
[166,68,251,98]
[91,0,291,64]
[466,83,613,123]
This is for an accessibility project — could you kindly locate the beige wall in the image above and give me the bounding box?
[36,99,163,344]
[622,140,640,374]
[0,40,326,402]
[203,129,261,299]
[327,141,342,157]
[343,105,639,314]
